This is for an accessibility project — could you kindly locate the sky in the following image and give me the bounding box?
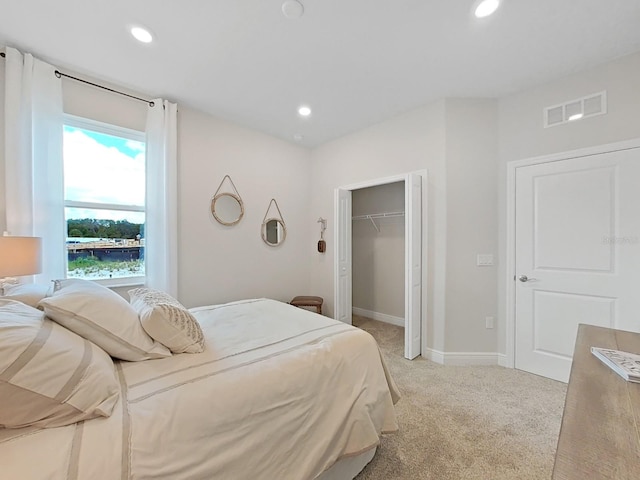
[63,125,145,224]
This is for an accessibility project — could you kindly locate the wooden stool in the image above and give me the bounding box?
[290,296,323,315]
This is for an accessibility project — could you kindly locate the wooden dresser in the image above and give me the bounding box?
[553,324,640,479]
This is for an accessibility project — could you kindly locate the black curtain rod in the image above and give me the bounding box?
[1,51,155,107]
[54,70,155,107]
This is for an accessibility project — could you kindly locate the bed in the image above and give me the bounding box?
[1,283,399,480]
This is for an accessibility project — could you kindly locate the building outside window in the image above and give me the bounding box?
[63,115,145,283]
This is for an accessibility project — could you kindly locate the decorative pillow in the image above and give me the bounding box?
[0,299,120,429]
[39,279,171,361]
[1,282,51,308]
[129,287,205,354]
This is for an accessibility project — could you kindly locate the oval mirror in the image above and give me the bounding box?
[211,193,244,226]
[261,218,287,246]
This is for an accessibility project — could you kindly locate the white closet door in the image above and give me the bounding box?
[514,147,640,382]
[335,188,353,324]
[405,173,422,359]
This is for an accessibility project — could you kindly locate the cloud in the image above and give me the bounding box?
[125,139,145,153]
[64,129,145,208]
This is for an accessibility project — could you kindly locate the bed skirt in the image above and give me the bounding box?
[316,447,377,480]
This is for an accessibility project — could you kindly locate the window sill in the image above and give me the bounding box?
[89,276,145,289]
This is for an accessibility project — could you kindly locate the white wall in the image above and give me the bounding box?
[65,79,315,308]
[352,182,405,318]
[2,57,499,358]
[177,107,313,308]
[309,98,502,356]
[310,101,447,352]
[497,51,640,356]
[63,77,147,132]
[444,99,499,353]
[5,45,638,361]
[0,58,313,307]
[309,99,501,356]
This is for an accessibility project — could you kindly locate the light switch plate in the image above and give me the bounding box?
[477,254,494,266]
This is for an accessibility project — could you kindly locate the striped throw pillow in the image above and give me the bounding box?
[39,279,171,361]
[0,299,120,429]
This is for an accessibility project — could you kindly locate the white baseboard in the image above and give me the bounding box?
[497,353,509,368]
[424,348,445,364]
[424,348,502,366]
[353,308,507,367]
[352,307,404,327]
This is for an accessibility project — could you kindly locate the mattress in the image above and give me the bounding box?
[1,298,399,479]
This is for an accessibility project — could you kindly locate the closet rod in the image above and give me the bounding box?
[0,51,155,107]
[351,211,405,221]
[352,211,404,233]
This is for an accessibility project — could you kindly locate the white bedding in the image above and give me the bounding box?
[1,298,399,479]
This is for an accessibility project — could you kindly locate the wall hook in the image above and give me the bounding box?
[317,217,327,253]
[317,217,327,238]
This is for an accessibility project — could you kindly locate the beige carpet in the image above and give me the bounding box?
[353,316,567,480]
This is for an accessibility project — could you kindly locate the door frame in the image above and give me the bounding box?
[505,138,640,369]
[334,170,428,359]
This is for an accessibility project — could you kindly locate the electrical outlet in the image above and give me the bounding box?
[485,316,495,329]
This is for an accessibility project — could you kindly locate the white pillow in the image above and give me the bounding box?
[39,279,171,361]
[1,282,51,308]
[129,287,205,354]
[0,299,120,429]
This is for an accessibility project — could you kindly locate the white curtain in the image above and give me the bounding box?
[4,47,65,283]
[145,99,178,296]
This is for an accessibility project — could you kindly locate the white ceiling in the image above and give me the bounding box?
[1,0,640,147]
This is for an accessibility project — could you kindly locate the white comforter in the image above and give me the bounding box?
[1,299,399,480]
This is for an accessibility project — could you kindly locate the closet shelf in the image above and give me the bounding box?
[352,211,404,232]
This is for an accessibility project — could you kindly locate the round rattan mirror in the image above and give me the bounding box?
[211,193,244,226]
[261,218,287,246]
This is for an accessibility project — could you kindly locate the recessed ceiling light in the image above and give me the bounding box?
[130,26,153,44]
[293,134,304,141]
[282,0,304,19]
[474,0,500,18]
[568,113,584,122]
[298,105,312,117]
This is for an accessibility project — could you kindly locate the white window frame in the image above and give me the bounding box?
[63,114,146,287]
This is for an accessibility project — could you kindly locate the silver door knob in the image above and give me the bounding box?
[519,275,529,282]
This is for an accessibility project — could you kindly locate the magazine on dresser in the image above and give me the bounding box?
[591,346,640,383]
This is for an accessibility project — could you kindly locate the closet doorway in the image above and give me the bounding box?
[334,171,426,360]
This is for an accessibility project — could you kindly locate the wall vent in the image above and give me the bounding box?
[543,91,607,128]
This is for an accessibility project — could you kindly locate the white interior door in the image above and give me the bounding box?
[335,188,353,325]
[515,147,640,382]
[405,174,422,359]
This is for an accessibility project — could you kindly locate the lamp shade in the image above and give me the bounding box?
[0,236,42,277]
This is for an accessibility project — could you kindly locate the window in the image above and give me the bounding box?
[63,116,145,283]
